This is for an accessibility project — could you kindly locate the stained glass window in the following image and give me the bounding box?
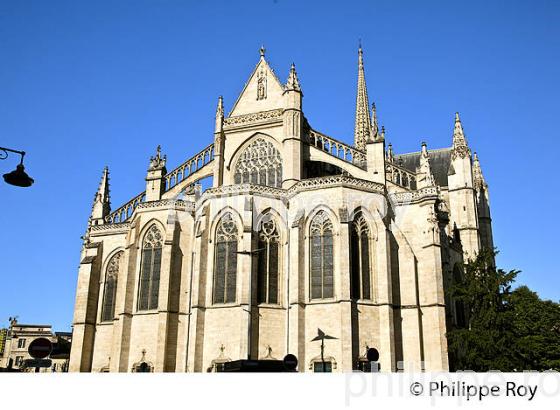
[138,224,163,311]
[233,138,282,187]
[257,216,280,304]
[350,213,371,300]
[102,251,123,321]
[213,213,238,304]
[310,211,334,299]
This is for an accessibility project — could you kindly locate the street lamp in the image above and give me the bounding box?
[311,328,337,372]
[1,146,34,187]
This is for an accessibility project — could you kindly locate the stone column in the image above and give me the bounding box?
[376,227,395,372]
[69,242,102,372]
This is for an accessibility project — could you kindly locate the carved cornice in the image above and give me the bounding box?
[136,199,194,212]
[223,109,284,128]
[198,175,385,207]
[200,183,286,202]
[390,186,439,205]
[90,222,131,234]
[289,175,384,195]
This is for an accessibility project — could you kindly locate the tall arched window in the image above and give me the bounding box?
[257,216,280,304]
[101,251,123,322]
[213,213,238,304]
[138,224,163,311]
[350,213,371,300]
[310,211,334,300]
[233,138,282,187]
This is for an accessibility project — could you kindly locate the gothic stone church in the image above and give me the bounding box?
[69,47,493,373]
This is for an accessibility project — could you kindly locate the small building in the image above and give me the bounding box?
[0,319,72,372]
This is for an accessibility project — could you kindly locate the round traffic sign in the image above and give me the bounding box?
[28,338,53,359]
[366,347,379,362]
[283,354,298,371]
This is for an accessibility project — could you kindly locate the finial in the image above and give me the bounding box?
[260,45,266,57]
[358,42,363,65]
[285,62,301,91]
[474,151,479,161]
[149,145,167,170]
[387,141,394,162]
[452,111,470,159]
[421,141,429,157]
[371,102,378,137]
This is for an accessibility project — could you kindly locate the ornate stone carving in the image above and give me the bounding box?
[234,138,282,188]
[256,67,267,100]
[223,109,283,127]
[310,210,333,235]
[144,224,163,249]
[390,187,439,205]
[216,213,238,242]
[149,145,167,171]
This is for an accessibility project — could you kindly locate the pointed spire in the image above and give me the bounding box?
[285,63,301,92]
[354,45,373,150]
[452,112,471,159]
[215,95,224,133]
[371,102,379,138]
[90,166,111,224]
[472,152,487,191]
[418,142,436,188]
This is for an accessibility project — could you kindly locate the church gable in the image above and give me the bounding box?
[228,48,286,117]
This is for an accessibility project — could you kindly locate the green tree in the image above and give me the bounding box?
[447,248,560,371]
[447,248,520,371]
[510,286,560,370]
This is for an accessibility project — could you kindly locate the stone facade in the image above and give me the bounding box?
[69,47,493,373]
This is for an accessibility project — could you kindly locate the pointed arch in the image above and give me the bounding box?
[350,211,372,300]
[256,211,281,304]
[349,206,379,241]
[309,210,335,300]
[209,206,243,241]
[101,250,124,322]
[137,224,163,311]
[232,136,282,188]
[213,212,239,304]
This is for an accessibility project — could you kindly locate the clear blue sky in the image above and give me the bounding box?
[1,0,558,331]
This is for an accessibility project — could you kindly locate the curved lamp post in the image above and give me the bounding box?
[1,146,34,187]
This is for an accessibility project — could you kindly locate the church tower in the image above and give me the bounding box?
[447,113,480,259]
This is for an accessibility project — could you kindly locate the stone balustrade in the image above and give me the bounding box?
[385,162,417,190]
[306,129,367,168]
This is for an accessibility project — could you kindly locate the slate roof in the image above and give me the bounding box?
[395,147,453,187]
